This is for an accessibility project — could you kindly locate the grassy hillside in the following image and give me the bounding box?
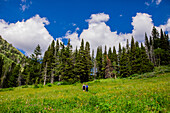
[0,35,25,63]
[0,73,169,112]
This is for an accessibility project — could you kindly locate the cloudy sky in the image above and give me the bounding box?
[0,0,170,56]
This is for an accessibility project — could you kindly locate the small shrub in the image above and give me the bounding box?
[46,83,53,87]
[38,84,44,88]
[94,80,100,83]
[0,87,14,92]
[143,72,156,78]
[34,85,39,88]
[131,74,139,77]
[22,85,28,88]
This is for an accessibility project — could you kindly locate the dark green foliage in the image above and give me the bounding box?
[84,41,92,82]
[34,44,42,58]
[134,41,141,74]
[140,43,154,73]
[112,46,118,64]
[3,62,16,88]
[61,39,75,83]
[152,26,160,49]
[108,47,113,63]
[0,27,169,88]
[118,43,122,65]
[96,46,104,79]
[120,47,129,77]
[0,55,4,78]
[8,64,20,87]
[130,37,136,75]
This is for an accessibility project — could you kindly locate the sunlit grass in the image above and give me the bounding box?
[0,73,169,112]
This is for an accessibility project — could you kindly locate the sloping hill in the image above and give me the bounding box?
[0,73,169,112]
[0,35,26,88]
[0,35,25,63]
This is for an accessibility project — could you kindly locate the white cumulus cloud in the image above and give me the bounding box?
[86,13,110,24]
[132,13,153,42]
[156,18,170,36]
[0,14,53,56]
[62,13,169,56]
[64,13,132,55]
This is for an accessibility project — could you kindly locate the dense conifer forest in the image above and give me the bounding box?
[0,26,169,88]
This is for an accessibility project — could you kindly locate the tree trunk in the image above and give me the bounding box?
[51,69,54,84]
[44,62,47,85]
[17,72,22,86]
[94,60,96,80]
[59,75,61,81]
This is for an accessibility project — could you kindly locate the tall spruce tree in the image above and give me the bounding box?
[134,41,141,74]
[0,55,3,79]
[96,46,103,79]
[118,43,122,65]
[140,43,154,73]
[130,36,136,75]
[152,26,160,49]
[34,44,42,59]
[74,46,80,82]
[61,39,75,83]
[145,33,150,58]
[84,41,92,82]
[108,47,113,63]
[113,46,118,64]
[77,39,86,83]
[119,47,129,77]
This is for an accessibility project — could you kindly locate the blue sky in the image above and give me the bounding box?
[0,0,170,55]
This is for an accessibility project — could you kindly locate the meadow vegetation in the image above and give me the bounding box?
[0,71,169,112]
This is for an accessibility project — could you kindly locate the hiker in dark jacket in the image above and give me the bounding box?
[82,84,85,91]
[86,84,88,92]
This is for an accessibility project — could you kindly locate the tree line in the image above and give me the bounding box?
[0,26,169,88]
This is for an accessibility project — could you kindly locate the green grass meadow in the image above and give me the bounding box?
[0,73,170,113]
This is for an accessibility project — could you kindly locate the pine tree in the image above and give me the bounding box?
[159,29,169,65]
[126,39,131,75]
[8,64,20,87]
[34,44,42,59]
[74,46,80,82]
[3,62,16,88]
[154,48,164,66]
[49,40,55,83]
[84,41,92,82]
[134,41,141,74]
[118,43,122,65]
[103,45,107,78]
[96,46,103,79]
[61,39,75,83]
[54,39,60,82]
[42,48,49,85]
[105,55,113,78]
[152,26,159,49]
[113,46,118,64]
[140,43,154,73]
[91,49,96,80]
[119,47,129,77]
[145,33,150,58]
[108,47,113,63]
[0,55,4,79]
[77,39,86,83]
[130,36,136,75]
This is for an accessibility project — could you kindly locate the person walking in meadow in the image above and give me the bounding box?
[86,84,88,92]
[82,84,85,91]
